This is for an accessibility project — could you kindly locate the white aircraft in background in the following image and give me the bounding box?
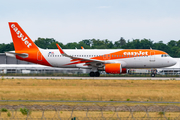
[6,22,177,77]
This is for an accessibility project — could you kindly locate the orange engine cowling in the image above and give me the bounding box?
[105,63,122,74]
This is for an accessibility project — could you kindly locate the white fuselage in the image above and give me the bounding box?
[39,49,176,68]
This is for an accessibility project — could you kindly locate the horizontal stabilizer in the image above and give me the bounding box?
[5,51,28,58]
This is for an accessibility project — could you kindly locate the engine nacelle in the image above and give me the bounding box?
[105,63,122,74]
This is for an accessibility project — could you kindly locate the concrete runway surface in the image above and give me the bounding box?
[1,76,180,80]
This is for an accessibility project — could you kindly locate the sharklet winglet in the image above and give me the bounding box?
[56,43,70,57]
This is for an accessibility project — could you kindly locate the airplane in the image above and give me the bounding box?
[6,22,177,77]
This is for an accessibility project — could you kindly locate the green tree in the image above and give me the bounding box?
[114,37,126,48]
[140,39,153,49]
[0,43,14,53]
[34,38,64,49]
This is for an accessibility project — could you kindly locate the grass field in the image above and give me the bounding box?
[0,78,180,103]
[1,110,179,118]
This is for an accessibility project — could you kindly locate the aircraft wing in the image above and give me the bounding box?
[56,44,110,66]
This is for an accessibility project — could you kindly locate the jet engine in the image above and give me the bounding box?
[104,63,127,74]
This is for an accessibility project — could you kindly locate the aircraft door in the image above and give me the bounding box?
[37,51,42,61]
[103,54,111,60]
[150,51,155,62]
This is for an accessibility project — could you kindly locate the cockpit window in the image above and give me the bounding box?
[161,54,170,57]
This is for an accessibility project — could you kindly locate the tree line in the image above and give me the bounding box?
[1,37,180,57]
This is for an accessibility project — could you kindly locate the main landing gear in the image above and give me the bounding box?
[151,69,157,77]
[151,73,155,77]
[89,71,100,77]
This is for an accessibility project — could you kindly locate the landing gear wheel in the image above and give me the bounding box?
[89,72,95,77]
[151,73,155,77]
[94,71,100,77]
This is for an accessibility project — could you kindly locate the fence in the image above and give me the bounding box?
[0,104,180,119]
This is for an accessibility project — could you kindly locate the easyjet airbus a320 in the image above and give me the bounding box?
[6,22,177,77]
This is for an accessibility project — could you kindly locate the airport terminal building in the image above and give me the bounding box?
[0,53,86,74]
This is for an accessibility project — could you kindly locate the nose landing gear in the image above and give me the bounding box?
[89,71,100,77]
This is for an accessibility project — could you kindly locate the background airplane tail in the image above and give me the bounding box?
[8,22,38,52]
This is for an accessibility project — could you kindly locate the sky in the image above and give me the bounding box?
[1,0,180,44]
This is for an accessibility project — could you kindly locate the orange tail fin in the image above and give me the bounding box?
[8,22,38,51]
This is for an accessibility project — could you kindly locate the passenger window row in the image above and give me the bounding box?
[48,54,149,57]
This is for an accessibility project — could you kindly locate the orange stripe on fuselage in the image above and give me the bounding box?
[66,49,167,65]
[91,49,166,60]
